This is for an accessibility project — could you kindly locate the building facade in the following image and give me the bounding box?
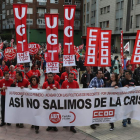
[0,0,83,46]
[82,0,140,54]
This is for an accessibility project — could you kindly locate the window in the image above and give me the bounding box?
[136,15,140,28]
[38,8,46,14]
[26,0,33,2]
[7,10,9,16]
[116,2,120,10]
[100,22,102,28]
[121,1,124,9]
[64,0,72,4]
[120,18,123,29]
[11,9,13,15]
[27,8,33,14]
[27,19,33,25]
[87,2,89,11]
[104,7,106,14]
[87,14,89,23]
[83,15,85,23]
[107,6,110,13]
[131,0,134,9]
[50,9,58,13]
[84,4,86,12]
[74,20,80,26]
[93,11,96,17]
[130,16,133,28]
[107,21,109,28]
[10,0,13,4]
[59,19,64,26]
[103,21,106,28]
[50,0,58,3]
[6,0,9,4]
[100,8,103,14]
[138,0,140,4]
[75,11,80,19]
[116,19,119,30]
[37,19,45,25]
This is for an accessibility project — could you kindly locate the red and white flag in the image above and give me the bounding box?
[131,30,140,64]
[98,30,112,67]
[79,44,84,50]
[0,43,3,50]
[124,42,129,52]
[85,27,101,66]
[28,42,40,55]
[121,30,124,69]
[13,4,30,63]
[45,14,59,73]
[63,5,76,66]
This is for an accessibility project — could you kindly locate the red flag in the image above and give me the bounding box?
[79,44,84,50]
[45,14,59,73]
[85,27,101,66]
[98,30,112,67]
[131,30,140,64]
[4,47,16,60]
[0,43,3,50]
[28,42,40,55]
[13,4,30,63]
[121,31,124,68]
[63,5,76,66]
[76,52,80,61]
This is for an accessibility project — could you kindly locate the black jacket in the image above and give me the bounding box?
[81,72,94,88]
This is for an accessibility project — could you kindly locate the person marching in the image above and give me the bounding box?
[29,75,40,134]
[42,72,60,132]
[61,73,79,133]
[0,72,13,126]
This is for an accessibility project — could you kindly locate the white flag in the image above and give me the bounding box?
[124,42,129,52]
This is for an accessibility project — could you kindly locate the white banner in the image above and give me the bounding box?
[5,87,140,126]
[63,55,76,66]
[46,62,59,73]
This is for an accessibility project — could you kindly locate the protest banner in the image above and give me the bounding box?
[98,30,112,67]
[63,5,76,66]
[85,27,100,66]
[131,30,140,64]
[45,14,59,73]
[13,4,30,63]
[5,87,140,126]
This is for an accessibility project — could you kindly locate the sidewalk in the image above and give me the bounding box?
[0,124,95,140]
[76,119,140,140]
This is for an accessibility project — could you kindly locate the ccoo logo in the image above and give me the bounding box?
[49,112,61,124]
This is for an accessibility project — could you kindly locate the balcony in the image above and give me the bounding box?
[76,3,81,9]
[64,2,72,5]
[74,26,80,30]
[38,25,45,28]
[39,2,46,5]
[38,13,45,18]
[75,14,80,19]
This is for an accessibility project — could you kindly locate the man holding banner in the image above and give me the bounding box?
[42,72,60,132]
[0,72,13,126]
[61,73,79,133]
[88,70,104,129]
[121,70,136,127]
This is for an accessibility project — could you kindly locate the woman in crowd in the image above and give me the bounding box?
[57,63,64,78]
[29,75,40,134]
[106,73,122,131]
[113,56,120,75]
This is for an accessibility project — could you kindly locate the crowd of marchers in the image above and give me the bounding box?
[0,43,140,133]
